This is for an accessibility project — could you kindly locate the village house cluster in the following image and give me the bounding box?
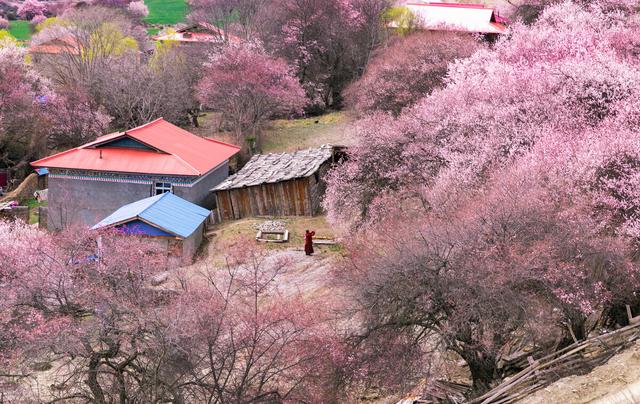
[29,118,340,265]
[8,0,509,266]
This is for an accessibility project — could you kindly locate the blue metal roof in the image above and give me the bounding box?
[92,193,210,238]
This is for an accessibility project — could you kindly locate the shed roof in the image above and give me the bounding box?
[31,118,240,176]
[404,2,507,34]
[213,146,334,191]
[91,193,210,239]
[29,36,80,55]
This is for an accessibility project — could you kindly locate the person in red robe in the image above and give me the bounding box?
[304,230,315,256]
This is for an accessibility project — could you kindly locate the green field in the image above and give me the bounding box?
[144,0,188,25]
[8,20,32,41]
[7,2,187,42]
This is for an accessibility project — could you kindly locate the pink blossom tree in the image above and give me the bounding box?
[260,0,390,110]
[0,227,342,401]
[160,240,343,402]
[325,1,640,228]
[0,222,166,401]
[197,44,306,155]
[345,31,481,116]
[17,0,47,20]
[0,44,52,179]
[126,0,148,18]
[29,13,46,26]
[0,42,113,180]
[47,86,112,149]
[336,171,640,395]
[326,1,640,396]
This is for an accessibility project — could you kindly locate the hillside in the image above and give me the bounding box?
[192,111,356,153]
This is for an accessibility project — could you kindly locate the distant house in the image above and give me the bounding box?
[28,36,79,58]
[153,23,241,46]
[31,118,240,230]
[401,2,507,35]
[213,145,342,221]
[92,193,210,266]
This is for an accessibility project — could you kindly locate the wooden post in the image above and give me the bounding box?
[627,305,640,324]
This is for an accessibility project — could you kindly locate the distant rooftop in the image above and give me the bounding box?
[402,2,507,34]
[29,36,80,55]
[153,23,241,44]
[213,146,334,191]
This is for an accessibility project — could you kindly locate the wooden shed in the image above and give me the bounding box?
[212,145,340,221]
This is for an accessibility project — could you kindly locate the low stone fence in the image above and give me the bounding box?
[0,206,29,223]
[39,206,48,229]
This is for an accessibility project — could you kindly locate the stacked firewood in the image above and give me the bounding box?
[470,321,640,404]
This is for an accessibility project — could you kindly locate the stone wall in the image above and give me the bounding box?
[181,222,205,264]
[39,206,48,229]
[174,162,229,210]
[47,176,152,231]
[0,206,29,223]
[47,163,229,230]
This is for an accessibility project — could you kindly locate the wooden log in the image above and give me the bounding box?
[474,323,640,404]
[627,305,640,324]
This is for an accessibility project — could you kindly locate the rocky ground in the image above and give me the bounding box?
[520,341,640,403]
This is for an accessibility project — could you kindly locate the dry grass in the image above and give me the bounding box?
[189,111,355,154]
[261,112,354,153]
[207,216,337,251]
[178,216,342,298]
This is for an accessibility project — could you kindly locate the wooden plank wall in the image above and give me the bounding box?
[215,178,313,220]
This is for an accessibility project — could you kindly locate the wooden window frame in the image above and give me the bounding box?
[153,181,173,196]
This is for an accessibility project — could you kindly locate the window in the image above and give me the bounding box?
[154,182,172,195]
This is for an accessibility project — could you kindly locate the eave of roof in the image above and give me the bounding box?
[213,146,334,191]
[31,118,241,176]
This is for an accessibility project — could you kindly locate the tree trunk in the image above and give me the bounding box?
[190,110,200,128]
[86,356,106,404]
[459,349,500,396]
[116,369,127,404]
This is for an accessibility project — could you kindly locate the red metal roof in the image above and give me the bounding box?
[31,118,240,176]
[29,37,80,55]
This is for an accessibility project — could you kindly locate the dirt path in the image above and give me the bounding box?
[264,248,338,298]
[520,341,640,403]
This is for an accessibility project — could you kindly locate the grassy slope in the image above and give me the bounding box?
[210,217,337,250]
[193,111,355,153]
[261,112,355,153]
[144,0,188,25]
[8,20,32,41]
